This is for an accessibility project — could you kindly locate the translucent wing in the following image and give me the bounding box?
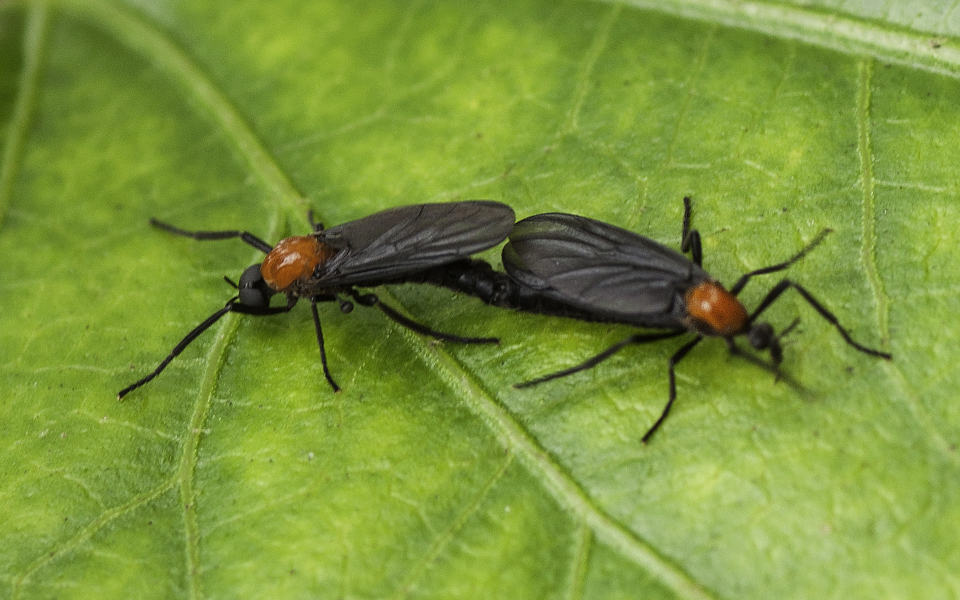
[314,201,515,285]
[502,213,709,325]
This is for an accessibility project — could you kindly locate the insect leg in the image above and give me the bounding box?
[641,336,703,443]
[238,296,341,391]
[747,279,891,359]
[515,331,686,389]
[307,210,324,233]
[349,290,499,344]
[729,229,832,296]
[680,196,702,266]
[150,218,273,253]
[337,297,354,313]
[724,336,804,391]
[309,300,340,392]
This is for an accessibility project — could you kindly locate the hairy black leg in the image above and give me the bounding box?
[514,331,686,389]
[724,337,803,390]
[680,196,702,266]
[307,210,325,233]
[150,218,273,253]
[350,290,499,344]
[641,336,703,443]
[310,300,340,392]
[729,229,831,296]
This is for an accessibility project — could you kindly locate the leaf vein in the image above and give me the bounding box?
[0,0,48,231]
[610,0,960,79]
[564,524,593,600]
[390,453,514,600]
[10,479,176,599]
[660,26,716,171]
[561,4,621,135]
[855,59,890,338]
[59,0,307,217]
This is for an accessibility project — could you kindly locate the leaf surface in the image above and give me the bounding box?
[1,1,957,598]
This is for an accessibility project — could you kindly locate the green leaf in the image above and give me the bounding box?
[1,0,956,598]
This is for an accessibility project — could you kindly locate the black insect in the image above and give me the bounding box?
[439,198,892,442]
[118,201,515,399]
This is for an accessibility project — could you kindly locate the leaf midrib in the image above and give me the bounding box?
[0,0,48,230]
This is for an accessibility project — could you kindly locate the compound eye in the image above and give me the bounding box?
[748,323,774,350]
[237,264,271,307]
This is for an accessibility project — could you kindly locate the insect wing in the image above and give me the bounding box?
[503,213,708,321]
[314,201,515,285]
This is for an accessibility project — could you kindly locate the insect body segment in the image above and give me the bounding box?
[119,201,515,400]
[494,197,891,442]
[502,212,710,330]
[684,281,748,337]
[260,235,334,292]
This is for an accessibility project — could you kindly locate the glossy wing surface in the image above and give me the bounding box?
[314,201,515,285]
[502,213,709,321]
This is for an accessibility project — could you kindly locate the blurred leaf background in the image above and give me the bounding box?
[1,0,957,598]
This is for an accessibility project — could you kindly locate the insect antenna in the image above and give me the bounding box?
[118,299,238,400]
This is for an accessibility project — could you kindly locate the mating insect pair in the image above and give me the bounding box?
[119,199,890,441]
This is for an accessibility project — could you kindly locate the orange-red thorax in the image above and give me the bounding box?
[260,236,335,292]
[684,281,748,337]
